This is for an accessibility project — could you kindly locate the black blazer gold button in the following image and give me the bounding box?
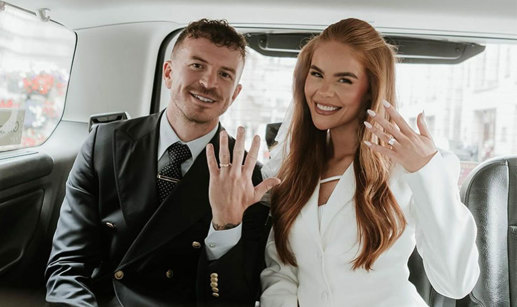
[165,269,173,279]
[114,270,124,280]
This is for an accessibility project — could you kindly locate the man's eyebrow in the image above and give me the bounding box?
[192,55,208,63]
[310,65,358,79]
[221,66,236,75]
[191,55,236,75]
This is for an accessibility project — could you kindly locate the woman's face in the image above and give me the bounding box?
[304,40,370,131]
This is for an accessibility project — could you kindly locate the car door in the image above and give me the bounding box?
[0,4,84,304]
[0,3,175,304]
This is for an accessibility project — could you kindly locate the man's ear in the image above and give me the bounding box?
[163,60,173,89]
[231,83,243,103]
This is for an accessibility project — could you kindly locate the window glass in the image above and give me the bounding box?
[161,34,517,185]
[0,5,75,152]
[221,53,296,161]
[396,44,517,184]
[227,43,517,185]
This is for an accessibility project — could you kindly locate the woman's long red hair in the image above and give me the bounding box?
[271,18,406,270]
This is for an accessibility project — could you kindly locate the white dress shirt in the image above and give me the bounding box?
[157,111,242,260]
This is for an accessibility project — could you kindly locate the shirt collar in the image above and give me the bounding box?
[157,111,219,161]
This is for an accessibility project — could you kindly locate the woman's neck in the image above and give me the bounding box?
[329,122,359,160]
[323,122,358,177]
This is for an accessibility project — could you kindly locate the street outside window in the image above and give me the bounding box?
[0,4,75,152]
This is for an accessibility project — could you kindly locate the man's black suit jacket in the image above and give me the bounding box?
[45,112,269,306]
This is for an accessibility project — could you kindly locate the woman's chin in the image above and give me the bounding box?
[312,120,332,131]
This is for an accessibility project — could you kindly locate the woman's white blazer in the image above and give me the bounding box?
[260,153,480,307]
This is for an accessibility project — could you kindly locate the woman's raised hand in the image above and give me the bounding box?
[363,100,437,173]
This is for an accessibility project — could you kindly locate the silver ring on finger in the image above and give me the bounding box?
[219,162,231,168]
[387,137,396,146]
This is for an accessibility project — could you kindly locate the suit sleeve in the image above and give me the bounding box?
[406,152,480,299]
[45,126,102,307]
[260,229,299,307]
[196,168,270,306]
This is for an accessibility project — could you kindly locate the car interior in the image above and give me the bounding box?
[0,0,516,306]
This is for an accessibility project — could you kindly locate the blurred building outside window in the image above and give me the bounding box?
[0,5,75,152]
[161,33,517,186]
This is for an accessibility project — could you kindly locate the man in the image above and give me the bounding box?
[45,19,279,307]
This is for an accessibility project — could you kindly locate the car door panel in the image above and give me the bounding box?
[0,121,87,295]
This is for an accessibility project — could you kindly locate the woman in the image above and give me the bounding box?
[260,18,479,307]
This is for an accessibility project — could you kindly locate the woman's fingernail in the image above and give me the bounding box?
[364,140,372,146]
[363,121,372,129]
[367,109,376,117]
[382,100,391,108]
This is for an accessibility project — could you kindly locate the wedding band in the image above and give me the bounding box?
[388,137,396,146]
[219,163,231,168]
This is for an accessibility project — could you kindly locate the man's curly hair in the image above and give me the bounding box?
[173,19,246,60]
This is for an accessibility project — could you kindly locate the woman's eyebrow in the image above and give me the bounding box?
[335,72,358,79]
[310,65,358,79]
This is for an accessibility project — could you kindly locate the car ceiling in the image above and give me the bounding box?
[5,0,517,39]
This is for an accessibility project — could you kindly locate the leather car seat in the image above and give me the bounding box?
[459,156,517,306]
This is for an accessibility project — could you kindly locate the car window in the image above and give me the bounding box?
[0,5,75,152]
[396,43,517,184]
[160,34,517,185]
[220,48,297,162]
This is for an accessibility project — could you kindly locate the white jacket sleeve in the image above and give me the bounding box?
[260,229,299,307]
[405,152,480,299]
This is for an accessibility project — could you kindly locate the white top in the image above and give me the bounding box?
[320,175,342,184]
[261,152,480,307]
[318,176,342,229]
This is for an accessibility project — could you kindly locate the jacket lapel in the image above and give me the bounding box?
[117,126,222,269]
[319,163,356,239]
[113,113,160,232]
[298,184,322,247]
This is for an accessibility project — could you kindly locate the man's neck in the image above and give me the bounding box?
[165,109,218,142]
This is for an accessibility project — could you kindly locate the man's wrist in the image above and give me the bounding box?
[212,221,241,230]
[211,209,243,230]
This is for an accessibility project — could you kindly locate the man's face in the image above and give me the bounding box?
[163,37,244,128]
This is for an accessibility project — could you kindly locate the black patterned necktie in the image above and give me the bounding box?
[157,142,191,202]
